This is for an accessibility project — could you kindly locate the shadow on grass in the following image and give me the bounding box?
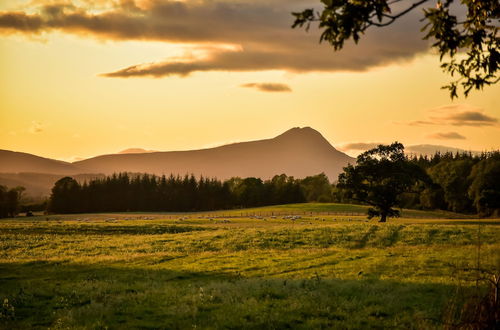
[424,220,500,226]
[378,225,405,247]
[0,261,464,329]
[353,225,379,249]
[0,224,210,236]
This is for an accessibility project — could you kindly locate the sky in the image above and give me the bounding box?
[1,0,499,161]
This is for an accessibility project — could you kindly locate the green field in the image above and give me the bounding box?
[1,203,499,329]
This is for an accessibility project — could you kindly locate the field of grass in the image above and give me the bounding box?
[214,203,471,219]
[1,204,499,328]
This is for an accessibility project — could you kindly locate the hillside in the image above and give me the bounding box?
[74,127,354,180]
[0,150,81,175]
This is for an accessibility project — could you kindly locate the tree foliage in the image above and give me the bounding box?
[0,185,24,218]
[48,173,307,214]
[333,148,500,218]
[427,158,474,212]
[49,177,81,214]
[337,142,428,222]
[292,0,499,98]
[468,156,500,216]
[300,173,334,202]
[409,150,500,216]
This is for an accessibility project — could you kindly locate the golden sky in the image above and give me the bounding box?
[1,0,499,161]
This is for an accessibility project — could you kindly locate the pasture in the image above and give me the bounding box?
[0,204,499,329]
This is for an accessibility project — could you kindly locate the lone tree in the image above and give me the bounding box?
[337,142,428,222]
[292,0,499,98]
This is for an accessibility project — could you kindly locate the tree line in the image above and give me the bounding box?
[332,147,500,220]
[405,150,500,216]
[48,173,310,214]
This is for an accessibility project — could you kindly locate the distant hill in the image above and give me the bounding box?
[117,148,158,154]
[0,150,81,175]
[74,127,355,181]
[406,144,480,156]
[0,173,105,200]
[0,127,355,197]
[339,143,481,157]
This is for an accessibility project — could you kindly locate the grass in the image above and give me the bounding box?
[190,202,472,219]
[0,204,499,329]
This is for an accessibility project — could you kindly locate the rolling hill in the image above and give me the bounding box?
[0,150,81,174]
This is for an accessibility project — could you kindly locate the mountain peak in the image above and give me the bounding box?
[276,126,322,139]
[274,127,336,150]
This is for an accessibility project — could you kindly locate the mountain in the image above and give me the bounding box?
[0,127,354,197]
[74,127,354,181]
[0,150,81,175]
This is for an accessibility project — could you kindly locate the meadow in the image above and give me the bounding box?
[0,203,499,329]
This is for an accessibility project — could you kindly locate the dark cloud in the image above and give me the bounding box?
[407,105,498,127]
[0,0,430,77]
[240,83,291,92]
[339,142,384,151]
[426,132,466,140]
[442,111,498,126]
[0,12,43,32]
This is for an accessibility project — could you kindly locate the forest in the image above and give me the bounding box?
[47,173,307,213]
[395,150,500,216]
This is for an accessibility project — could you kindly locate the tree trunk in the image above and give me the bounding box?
[379,213,387,223]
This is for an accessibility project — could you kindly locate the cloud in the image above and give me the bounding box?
[407,104,498,127]
[338,142,384,151]
[425,131,466,140]
[428,104,479,113]
[406,120,437,126]
[442,111,498,126]
[29,121,43,134]
[0,0,430,77]
[0,12,43,32]
[240,82,291,92]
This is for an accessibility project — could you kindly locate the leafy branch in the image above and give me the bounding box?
[292,0,499,98]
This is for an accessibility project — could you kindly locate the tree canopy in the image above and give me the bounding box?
[468,156,500,216]
[48,173,307,214]
[0,185,24,218]
[292,0,499,98]
[337,142,428,222]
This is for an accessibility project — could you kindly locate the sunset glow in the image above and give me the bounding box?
[1,0,499,161]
